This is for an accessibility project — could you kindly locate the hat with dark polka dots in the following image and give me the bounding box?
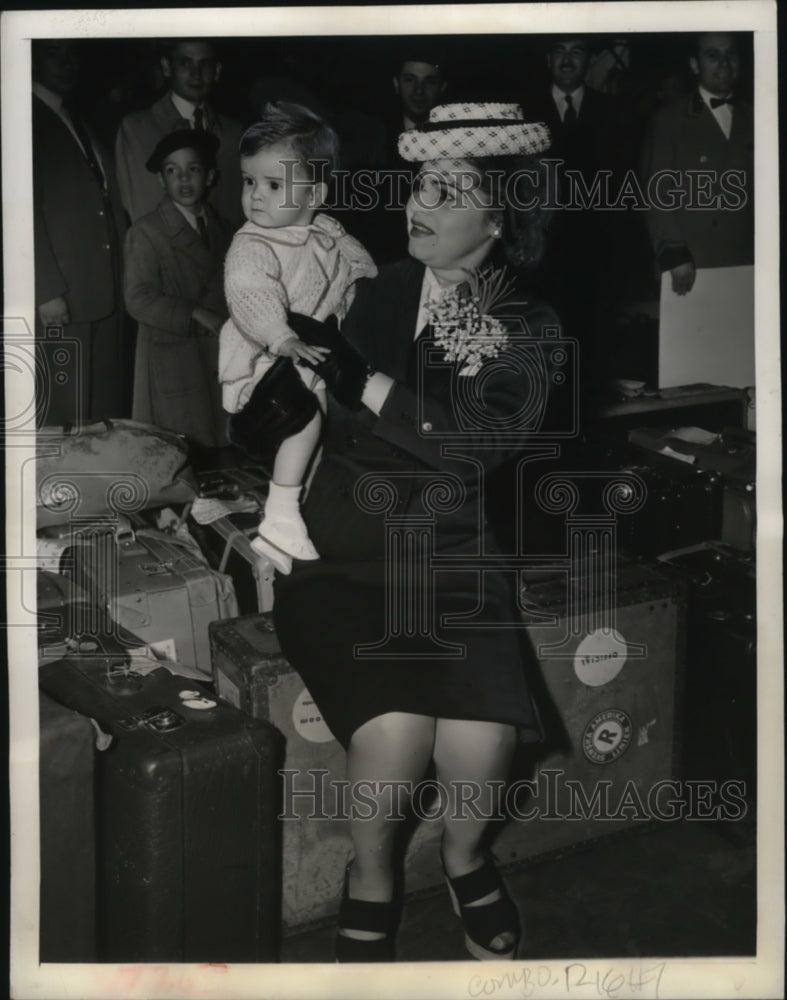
[398,102,551,161]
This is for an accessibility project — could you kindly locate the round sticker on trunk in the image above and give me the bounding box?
[574,628,628,686]
[583,709,633,764]
[292,688,335,743]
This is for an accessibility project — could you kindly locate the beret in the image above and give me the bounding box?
[146,128,220,173]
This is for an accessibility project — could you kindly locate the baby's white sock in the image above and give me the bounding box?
[265,482,302,519]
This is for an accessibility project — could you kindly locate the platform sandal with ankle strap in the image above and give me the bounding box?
[334,865,399,963]
[443,855,521,961]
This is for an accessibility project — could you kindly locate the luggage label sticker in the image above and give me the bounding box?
[582,709,633,764]
[292,688,336,744]
[574,629,628,687]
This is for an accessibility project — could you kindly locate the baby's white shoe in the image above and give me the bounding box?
[257,514,320,562]
[257,482,320,567]
[250,534,293,575]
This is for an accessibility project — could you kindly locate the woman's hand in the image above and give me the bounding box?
[287,312,372,411]
[277,335,331,366]
[670,261,696,296]
[38,296,70,327]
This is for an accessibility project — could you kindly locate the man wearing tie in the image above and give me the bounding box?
[522,36,628,398]
[115,39,243,226]
[32,39,129,424]
[523,36,626,177]
[640,33,754,295]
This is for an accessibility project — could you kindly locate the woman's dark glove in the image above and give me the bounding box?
[287,311,371,411]
[227,356,320,462]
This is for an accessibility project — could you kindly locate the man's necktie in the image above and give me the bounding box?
[66,106,106,191]
[197,215,209,246]
[710,95,735,109]
[193,107,205,130]
[563,94,577,127]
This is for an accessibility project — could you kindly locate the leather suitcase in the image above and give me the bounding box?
[658,542,756,814]
[625,425,756,553]
[39,647,283,963]
[575,438,725,558]
[209,613,347,928]
[39,691,96,962]
[70,525,238,678]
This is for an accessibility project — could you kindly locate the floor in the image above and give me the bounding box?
[280,816,757,963]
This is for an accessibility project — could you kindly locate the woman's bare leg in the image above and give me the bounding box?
[434,718,517,951]
[340,711,435,940]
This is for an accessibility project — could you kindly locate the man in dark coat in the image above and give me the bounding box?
[522,36,631,403]
[115,38,244,227]
[639,32,753,296]
[32,39,129,425]
[524,35,626,178]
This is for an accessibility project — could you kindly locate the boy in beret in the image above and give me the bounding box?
[124,129,235,447]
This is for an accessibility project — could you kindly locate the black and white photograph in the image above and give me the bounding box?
[3,3,782,998]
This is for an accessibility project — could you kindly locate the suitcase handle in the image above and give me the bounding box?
[61,418,114,436]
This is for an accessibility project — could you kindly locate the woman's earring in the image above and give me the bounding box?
[492,228,502,239]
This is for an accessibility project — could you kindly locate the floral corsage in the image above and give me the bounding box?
[425,266,518,377]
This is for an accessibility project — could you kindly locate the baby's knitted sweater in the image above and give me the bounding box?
[219,213,377,412]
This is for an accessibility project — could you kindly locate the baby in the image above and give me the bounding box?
[219,102,376,574]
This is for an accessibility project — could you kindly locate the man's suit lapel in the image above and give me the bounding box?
[153,93,187,130]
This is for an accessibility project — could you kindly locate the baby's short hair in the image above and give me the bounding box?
[239,101,340,182]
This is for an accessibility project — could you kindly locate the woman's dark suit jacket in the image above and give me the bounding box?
[273,256,562,747]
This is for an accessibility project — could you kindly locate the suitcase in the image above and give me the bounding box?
[190,512,275,615]
[592,383,749,439]
[39,691,96,962]
[657,542,756,814]
[37,569,96,663]
[576,438,726,558]
[626,425,756,553]
[70,525,238,678]
[189,462,275,615]
[195,463,270,504]
[39,647,283,963]
[36,418,197,527]
[209,614,348,928]
[408,556,687,884]
[210,557,686,926]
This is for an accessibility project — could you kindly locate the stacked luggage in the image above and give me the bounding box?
[34,421,282,961]
[32,409,757,958]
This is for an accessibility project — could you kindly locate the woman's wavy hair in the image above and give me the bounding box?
[465,154,553,275]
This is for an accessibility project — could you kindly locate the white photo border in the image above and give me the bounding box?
[3,4,782,998]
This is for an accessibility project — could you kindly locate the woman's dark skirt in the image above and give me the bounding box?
[273,553,544,749]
